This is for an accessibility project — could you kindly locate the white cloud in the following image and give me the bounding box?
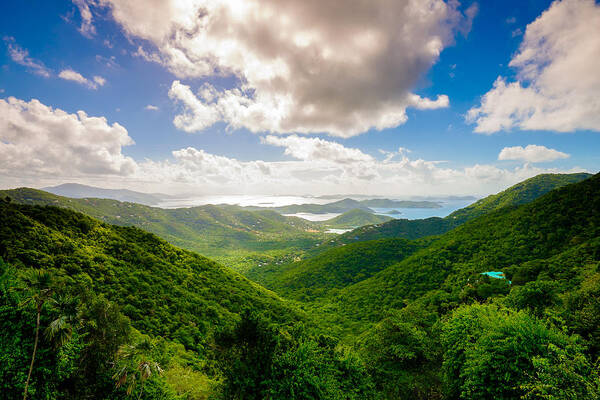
[59,69,106,89]
[133,138,583,197]
[0,96,586,197]
[145,104,159,111]
[72,0,96,37]
[93,76,106,86]
[0,97,136,178]
[467,0,600,133]
[498,145,570,163]
[4,37,51,77]
[261,135,374,164]
[80,0,478,137]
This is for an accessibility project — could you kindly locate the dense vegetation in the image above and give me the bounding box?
[0,188,332,272]
[446,172,592,224]
[249,238,426,301]
[2,172,600,399]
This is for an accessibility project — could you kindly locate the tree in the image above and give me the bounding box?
[45,294,80,348]
[215,312,280,400]
[441,303,594,400]
[357,307,441,400]
[19,269,56,400]
[113,337,164,399]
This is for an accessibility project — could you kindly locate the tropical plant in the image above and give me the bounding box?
[19,269,56,400]
[113,338,164,399]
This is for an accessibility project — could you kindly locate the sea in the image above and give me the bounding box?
[157,195,475,221]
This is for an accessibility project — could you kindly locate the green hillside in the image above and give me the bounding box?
[251,173,600,398]
[446,172,592,223]
[315,172,600,327]
[319,208,393,229]
[0,188,331,272]
[0,201,300,347]
[2,174,600,399]
[0,201,378,399]
[249,238,425,301]
[320,172,592,249]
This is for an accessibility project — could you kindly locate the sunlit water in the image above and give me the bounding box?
[283,212,342,221]
[156,195,476,222]
[157,194,336,209]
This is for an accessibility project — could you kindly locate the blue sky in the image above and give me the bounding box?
[0,0,598,196]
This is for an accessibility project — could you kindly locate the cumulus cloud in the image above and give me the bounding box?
[261,135,374,164]
[4,37,51,77]
[59,69,106,89]
[0,96,585,197]
[467,0,600,133]
[145,104,159,111]
[134,138,583,197]
[498,145,569,163]
[79,0,478,137]
[0,97,136,178]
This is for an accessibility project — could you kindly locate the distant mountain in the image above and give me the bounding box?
[319,209,393,228]
[319,173,592,249]
[42,183,165,205]
[253,198,372,214]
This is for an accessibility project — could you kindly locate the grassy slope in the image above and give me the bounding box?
[0,188,332,271]
[0,201,302,351]
[316,173,600,332]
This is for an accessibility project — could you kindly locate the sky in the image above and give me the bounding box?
[0,0,598,197]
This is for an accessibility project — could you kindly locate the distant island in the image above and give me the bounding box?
[247,197,441,215]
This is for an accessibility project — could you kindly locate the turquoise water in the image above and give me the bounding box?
[481,271,511,284]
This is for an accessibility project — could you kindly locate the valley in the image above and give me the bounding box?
[2,172,599,399]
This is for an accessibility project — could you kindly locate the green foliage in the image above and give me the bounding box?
[1,173,600,399]
[0,187,331,272]
[447,173,592,224]
[319,217,453,251]
[251,238,423,301]
[441,304,596,400]
[0,263,133,399]
[216,312,374,400]
[0,201,302,355]
[357,305,442,400]
[320,173,600,325]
